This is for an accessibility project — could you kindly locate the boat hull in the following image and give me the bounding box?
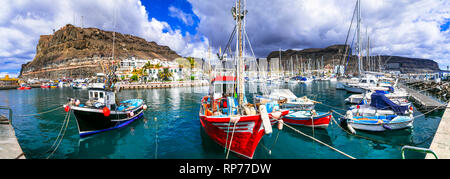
[282,112,332,128]
[346,116,413,132]
[344,84,365,93]
[17,87,31,90]
[72,105,144,138]
[199,110,288,159]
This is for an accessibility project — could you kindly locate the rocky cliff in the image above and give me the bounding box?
[20,24,180,79]
[266,44,440,74]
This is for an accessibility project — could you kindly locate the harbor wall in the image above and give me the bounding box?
[0,114,25,159]
[426,102,450,159]
[119,80,208,90]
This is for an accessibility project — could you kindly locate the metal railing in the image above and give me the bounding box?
[0,105,13,124]
[401,145,438,159]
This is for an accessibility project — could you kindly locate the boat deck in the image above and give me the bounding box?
[398,83,446,111]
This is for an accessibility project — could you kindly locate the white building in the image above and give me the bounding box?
[119,57,153,71]
[117,57,187,81]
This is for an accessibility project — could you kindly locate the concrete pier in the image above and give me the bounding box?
[426,102,450,159]
[398,83,446,111]
[0,115,25,159]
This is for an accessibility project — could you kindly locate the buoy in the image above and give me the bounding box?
[272,111,282,120]
[347,123,356,134]
[75,99,80,106]
[64,105,70,112]
[103,107,110,117]
[129,111,134,117]
[143,104,148,110]
[345,110,353,119]
[277,120,283,130]
[230,116,240,124]
[356,105,360,109]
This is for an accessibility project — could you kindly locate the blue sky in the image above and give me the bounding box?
[0,0,449,77]
[441,18,450,32]
[142,0,199,35]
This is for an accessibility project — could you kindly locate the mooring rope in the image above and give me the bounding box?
[225,118,239,159]
[46,109,71,159]
[154,117,158,159]
[15,104,64,117]
[44,109,71,154]
[412,98,450,119]
[259,128,281,156]
[278,119,356,159]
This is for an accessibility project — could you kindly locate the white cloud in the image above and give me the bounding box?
[0,72,19,78]
[188,0,450,69]
[0,0,210,74]
[169,6,195,26]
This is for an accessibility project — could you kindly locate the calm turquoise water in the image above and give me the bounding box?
[0,81,444,159]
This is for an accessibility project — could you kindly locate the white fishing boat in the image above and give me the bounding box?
[255,89,315,111]
[336,77,358,90]
[341,93,414,132]
[345,87,409,104]
[344,75,390,93]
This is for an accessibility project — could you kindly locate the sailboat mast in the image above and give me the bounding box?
[357,0,362,76]
[237,0,245,107]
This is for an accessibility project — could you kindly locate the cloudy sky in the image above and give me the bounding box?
[0,0,449,77]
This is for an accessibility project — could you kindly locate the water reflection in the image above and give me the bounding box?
[0,83,444,159]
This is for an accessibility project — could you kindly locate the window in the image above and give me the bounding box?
[94,92,98,98]
[99,92,104,98]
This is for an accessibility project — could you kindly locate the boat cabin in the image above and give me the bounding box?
[88,89,116,108]
[209,76,237,100]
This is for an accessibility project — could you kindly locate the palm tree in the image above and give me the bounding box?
[187,57,196,81]
[158,68,173,81]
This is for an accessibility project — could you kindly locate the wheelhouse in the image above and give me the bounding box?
[88,89,116,108]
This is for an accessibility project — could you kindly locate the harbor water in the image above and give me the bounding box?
[0,81,444,159]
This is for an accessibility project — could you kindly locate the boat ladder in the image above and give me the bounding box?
[401,145,438,159]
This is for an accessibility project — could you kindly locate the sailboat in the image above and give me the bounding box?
[67,13,147,138]
[199,0,289,159]
[339,0,414,132]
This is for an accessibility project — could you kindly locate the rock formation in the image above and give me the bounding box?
[20,24,180,79]
[266,44,440,75]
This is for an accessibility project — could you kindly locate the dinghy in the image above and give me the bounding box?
[283,110,332,128]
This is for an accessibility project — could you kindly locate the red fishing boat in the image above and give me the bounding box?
[17,83,31,90]
[282,111,332,128]
[199,0,290,159]
[199,76,289,159]
[41,83,50,88]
